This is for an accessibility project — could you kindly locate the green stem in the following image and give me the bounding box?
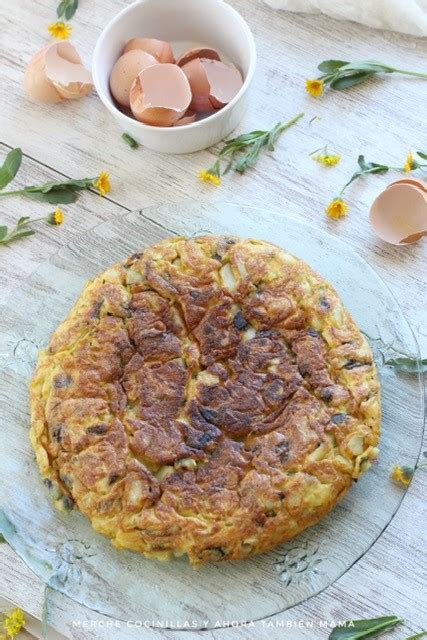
[339,166,386,194]
[0,189,24,197]
[392,68,427,79]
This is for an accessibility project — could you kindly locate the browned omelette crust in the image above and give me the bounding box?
[30,236,380,566]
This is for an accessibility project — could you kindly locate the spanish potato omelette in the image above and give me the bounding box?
[30,235,380,566]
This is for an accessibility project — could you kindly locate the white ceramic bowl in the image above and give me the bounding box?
[93,0,256,154]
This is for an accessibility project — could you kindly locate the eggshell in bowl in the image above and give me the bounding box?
[369,183,427,245]
[123,38,174,63]
[181,58,213,112]
[24,42,92,103]
[129,63,191,126]
[173,111,197,126]
[182,58,243,112]
[204,60,243,108]
[110,50,158,107]
[176,47,220,67]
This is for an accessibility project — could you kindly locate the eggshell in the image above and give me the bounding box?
[24,42,92,103]
[369,183,427,245]
[129,64,191,127]
[176,47,220,67]
[110,50,158,107]
[205,60,243,108]
[387,178,427,193]
[181,58,212,112]
[182,58,243,112]
[173,111,197,126]
[123,38,174,63]
[24,46,62,103]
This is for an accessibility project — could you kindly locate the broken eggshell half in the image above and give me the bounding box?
[386,177,427,193]
[369,182,427,245]
[129,64,191,127]
[24,42,92,104]
[110,49,158,107]
[123,38,174,64]
[176,47,221,68]
[182,58,243,112]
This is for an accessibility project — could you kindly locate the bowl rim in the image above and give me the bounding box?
[92,0,257,133]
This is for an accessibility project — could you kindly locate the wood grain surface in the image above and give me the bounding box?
[0,0,426,638]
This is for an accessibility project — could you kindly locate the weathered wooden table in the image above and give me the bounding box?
[0,1,426,638]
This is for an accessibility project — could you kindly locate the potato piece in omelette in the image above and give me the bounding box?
[30,236,380,566]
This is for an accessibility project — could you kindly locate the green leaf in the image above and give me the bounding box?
[8,229,36,242]
[64,0,78,20]
[404,631,427,639]
[0,225,8,241]
[17,216,30,228]
[0,148,23,190]
[318,59,349,73]
[416,151,427,160]
[385,357,427,374]
[57,0,78,19]
[357,155,389,174]
[340,60,394,74]
[329,616,403,640]
[24,189,78,204]
[122,133,139,149]
[56,0,67,17]
[330,72,375,90]
[0,533,5,542]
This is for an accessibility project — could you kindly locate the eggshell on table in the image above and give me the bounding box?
[181,58,243,112]
[129,63,191,127]
[24,42,92,103]
[387,177,427,193]
[176,47,221,67]
[110,50,158,107]
[123,38,174,63]
[369,183,427,245]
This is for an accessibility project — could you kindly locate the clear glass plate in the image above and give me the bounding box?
[0,202,424,628]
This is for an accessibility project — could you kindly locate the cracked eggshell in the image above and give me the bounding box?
[123,38,174,63]
[386,177,427,193]
[110,50,158,107]
[182,58,243,112]
[24,42,92,103]
[173,111,197,126]
[129,63,191,127]
[176,47,220,68]
[369,182,427,245]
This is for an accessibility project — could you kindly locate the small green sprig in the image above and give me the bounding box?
[307,59,427,96]
[0,210,64,247]
[329,615,403,639]
[122,133,139,149]
[386,356,427,374]
[56,0,78,20]
[327,151,427,213]
[0,148,110,204]
[199,113,304,184]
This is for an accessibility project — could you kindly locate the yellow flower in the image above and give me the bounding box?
[47,208,64,226]
[325,198,348,220]
[47,21,72,40]
[403,151,414,173]
[2,608,25,638]
[313,153,341,166]
[305,79,324,98]
[94,171,111,196]
[390,465,413,486]
[198,169,221,186]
